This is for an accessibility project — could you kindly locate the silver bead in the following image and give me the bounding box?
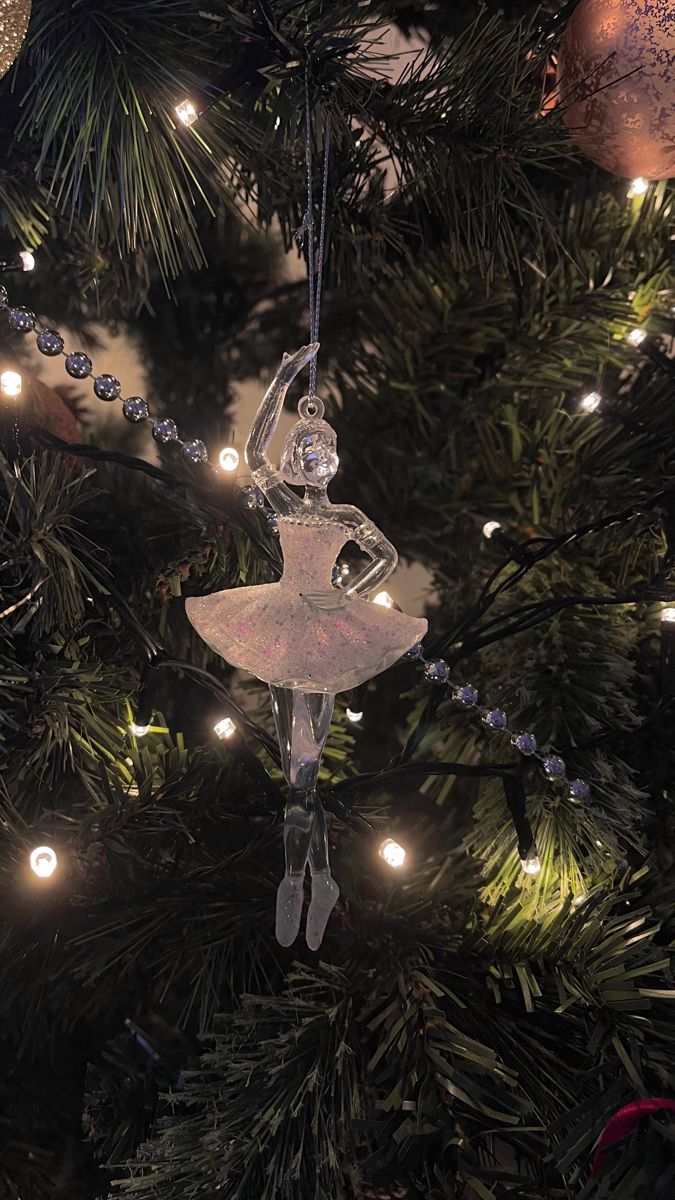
[93,373,121,401]
[152,418,179,444]
[65,351,92,379]
[0,285,8,309]
[543,755,566,779]
[240,484,265,509]
[424,659,449,683]
[182,439,208,463]
[512,731,537,755]
[122,396,149,423]
[452,683,478,706]
[8,306,35,332]
[36,328,64,356]
[482,708,507,731]
[568,778,589,802]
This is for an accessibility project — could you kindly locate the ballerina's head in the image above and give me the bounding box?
[280,408,338,495]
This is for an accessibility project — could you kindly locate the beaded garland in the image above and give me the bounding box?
[0,283,590,805]
[414,647,590,802]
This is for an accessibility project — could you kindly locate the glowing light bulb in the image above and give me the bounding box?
[373,590,394,608]
[661,607,675,623]
[346,708,363,723]
[627,327,647,347]
[214,716,236,739]
[29,845,57,878]
[129,721,150,737]
[520,850,541,875]
[175,99,198,127]
[219,447,240,472]
[572,892,587,907]
[1,370,21,397]
[580,390,601,413]
[482,521,501,539]
[628,177,648,198]
[379,837,406,868]
[18,250,35,271]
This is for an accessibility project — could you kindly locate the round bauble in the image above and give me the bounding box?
[0,0,31,80]
[557,0,675,178]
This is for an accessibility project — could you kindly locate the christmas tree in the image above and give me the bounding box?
[2,1,675,1197]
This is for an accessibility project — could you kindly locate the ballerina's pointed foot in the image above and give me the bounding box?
[305,870,340,951]
[275,874,305,947]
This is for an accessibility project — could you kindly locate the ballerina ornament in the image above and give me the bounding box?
[186,344,427,949]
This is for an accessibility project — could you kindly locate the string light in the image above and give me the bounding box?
[18,250,35,271]
[627,177,648,198]
[219,447,240,472]
[482,520,501,539]
[175,99,198,127]
[379,837,406,868]
[29,845,57,878]
[626,327,647,347]
[572,892,588,907]
[129,721,150,737]
[661,607,675,623]
[520,848,541,875]
[0,370,21,397]
[579,390,602,413]
[214,716,236,739]
[373,590,394,607]
[346,708,363,723]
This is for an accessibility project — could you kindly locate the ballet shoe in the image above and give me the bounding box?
[305,870,340,951]
[275,874,304,947]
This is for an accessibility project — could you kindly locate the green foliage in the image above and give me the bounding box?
[2,1,675,1198]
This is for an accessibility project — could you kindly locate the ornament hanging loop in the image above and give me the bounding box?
[302,61,331,409]
[298,393,325,420]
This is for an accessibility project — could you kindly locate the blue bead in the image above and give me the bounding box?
[425,658,449,683]
[512,731,537,755]
[452,683,478,706]
[65,351,92,379]
[240,484,265,509]
[8,306,35,332]
[406,641,424,659]
[543,754,566,779]
[483,708,507,731]
[568,778,589,802]
[182,439,208,464]
[93,373,121,401]
[152,418,179,443]
[331,565,342,585]
[122,396,149,423]
[36,328,64,356]
[266,513,279,535]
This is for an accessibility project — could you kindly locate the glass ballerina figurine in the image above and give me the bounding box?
[186,344,427,949]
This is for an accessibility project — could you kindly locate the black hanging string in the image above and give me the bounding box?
[302,63,331,403]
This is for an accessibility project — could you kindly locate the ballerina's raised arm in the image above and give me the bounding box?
[245,343,320,516]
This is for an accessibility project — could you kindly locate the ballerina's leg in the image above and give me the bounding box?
[306,800,340,951]
[270,687,335,946]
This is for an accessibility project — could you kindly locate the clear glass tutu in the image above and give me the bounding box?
[185,516,427,693]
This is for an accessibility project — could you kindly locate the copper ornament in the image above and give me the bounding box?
[557,0,675,178]
[0,0,30,81]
